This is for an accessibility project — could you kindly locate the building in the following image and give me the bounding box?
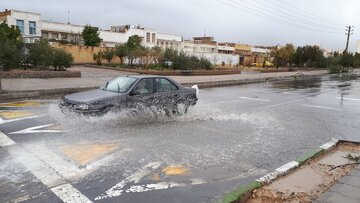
[99,25,183,49]
[180,37,239,65]
[357,41,360,53]
[235,44,253,66]
[41,21,84,44]
[0,9,241,66]
[0,9,41,43]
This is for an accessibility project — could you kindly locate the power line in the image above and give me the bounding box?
[215,0,343,34]
[253,0,344,30]
[276,0,345,27]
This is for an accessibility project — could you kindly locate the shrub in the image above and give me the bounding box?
[93,51,103,65]
[0,39,21,71]
[0,22,23,71]
[328,65,347,74]
[52,48,74,71]
[28,39,53,68]
[102,49,115,63]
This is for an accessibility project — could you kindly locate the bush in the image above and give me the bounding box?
[52,48,74,71]
[28,39,54,68]
[0,39,21,71]
[328,65,348,74]
[93,51,103,65]
[0,22,23,71]
[102,49,115,63]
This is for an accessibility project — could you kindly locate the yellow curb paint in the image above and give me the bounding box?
[59,143,118,166]
[0,111,34,119]
[0,101,42,107]
[150,173,161,181]
[162,165,189,176]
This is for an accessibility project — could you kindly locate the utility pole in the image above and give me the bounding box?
[344,25,354,53]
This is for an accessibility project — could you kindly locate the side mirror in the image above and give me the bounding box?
[130,90,140,96]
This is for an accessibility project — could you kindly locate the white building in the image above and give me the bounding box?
[0,9,239,65]
[357,41,360,53]
[0,9,41,43]
[99,25,183,49]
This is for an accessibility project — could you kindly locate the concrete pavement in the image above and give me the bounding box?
[316,165,360,203]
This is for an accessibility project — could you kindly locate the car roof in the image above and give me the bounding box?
[126,75,166,79]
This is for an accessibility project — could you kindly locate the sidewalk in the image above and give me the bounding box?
[316,165,360,203]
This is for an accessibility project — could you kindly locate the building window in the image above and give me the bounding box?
[146,32,150,43]
[52,33,58,39]
[16,20,24,34]
[29,21,36,35]
[42,32,48,39]
[152,33,156,43]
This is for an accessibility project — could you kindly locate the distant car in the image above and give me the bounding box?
[59,75,199,116]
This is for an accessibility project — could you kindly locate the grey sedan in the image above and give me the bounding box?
[59,75,199,116]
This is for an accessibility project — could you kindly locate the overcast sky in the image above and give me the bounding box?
[2,0,359,51]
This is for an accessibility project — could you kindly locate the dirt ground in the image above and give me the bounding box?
[246,142,360,203]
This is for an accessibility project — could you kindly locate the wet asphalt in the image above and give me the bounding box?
[1,73,360,203]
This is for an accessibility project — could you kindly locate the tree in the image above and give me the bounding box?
[93,51,103,65]
[102,49,114,63]
[271,44,295,68]
[52,48,74,71]
[291,45,325,68]
[126,35,142,66]
[0,22,23,71]
[28,39,54,69]
[82,25,102,46]
[115,44,127,65]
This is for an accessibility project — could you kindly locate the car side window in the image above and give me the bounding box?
[156,78,179,92]
[133,79,154,94]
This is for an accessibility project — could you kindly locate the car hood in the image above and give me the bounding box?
[64,89,123,104]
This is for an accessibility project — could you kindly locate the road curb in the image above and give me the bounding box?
[223,138,339,203]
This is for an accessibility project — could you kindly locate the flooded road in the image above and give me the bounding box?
[1,74,360,203]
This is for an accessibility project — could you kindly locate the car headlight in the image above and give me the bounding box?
[74,103,89,110]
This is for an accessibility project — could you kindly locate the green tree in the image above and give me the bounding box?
[52,48,74,71]
[0,22,23,71]
[291,45,325,68]
[28,39,53,69]
[93,51,103,65]
[115,44,127,65]
[82,25,102,46]
[271,44,295,68]
[102,49,114,63]
[126,35,142,66]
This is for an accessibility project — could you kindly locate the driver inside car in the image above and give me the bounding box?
[135,79,150,94]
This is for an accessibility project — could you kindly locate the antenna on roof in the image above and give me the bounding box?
[204,26,206,37]
[67,10,70,24]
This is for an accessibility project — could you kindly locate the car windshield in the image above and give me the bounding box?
[102,76,137,93]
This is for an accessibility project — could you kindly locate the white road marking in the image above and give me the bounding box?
[0,130,92,203]
[95,162,162,200]
[302,104,341,111]
[0,114,46,125]
[0,130,15,147]
[239,97,270,102]
[9,124,64,134]
[337,97,360,101]
[51,183,92,203]
[126,182,186,193]
[24,143,131,181]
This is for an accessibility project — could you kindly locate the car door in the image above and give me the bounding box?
[127,78,156,109]
[154,77,181,110]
